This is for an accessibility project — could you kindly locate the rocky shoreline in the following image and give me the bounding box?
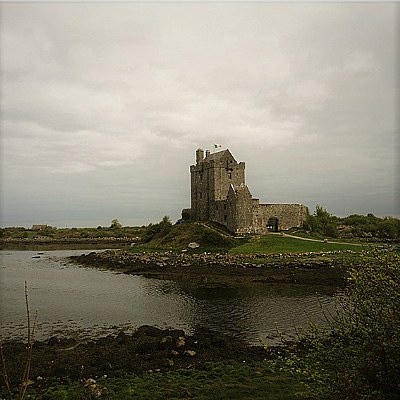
[70,249,355,286]
[1,325,270,392]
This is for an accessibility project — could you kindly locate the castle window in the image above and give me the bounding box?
[216,204,219,210]
[199,192,202,199]
[224,204,227,210]
[228,172,232,179]
[224,215,227,221]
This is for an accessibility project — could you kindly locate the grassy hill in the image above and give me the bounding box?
[135,221,239,252]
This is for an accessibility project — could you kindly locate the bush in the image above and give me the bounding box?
[341,214,400,239]
[377,218,398,239]
[140,216,172,243]
[303,205,337,237]
[289,249,400,399]
[323,223,338,238]
[110,219,122,229]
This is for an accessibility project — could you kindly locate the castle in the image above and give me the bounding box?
[182,148,308,234]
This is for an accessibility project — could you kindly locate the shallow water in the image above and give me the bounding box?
[0,250,336,345]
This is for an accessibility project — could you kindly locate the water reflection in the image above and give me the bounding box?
[0,250,336,344]
[140,276,336,344]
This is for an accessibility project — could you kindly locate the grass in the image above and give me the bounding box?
[129,222,372,255]
[229,234,365,254]
[22,361,311,400]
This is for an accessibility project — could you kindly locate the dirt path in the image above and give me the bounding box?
[270,232,364,246]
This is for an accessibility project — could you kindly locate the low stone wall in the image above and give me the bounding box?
[254,203,308,232]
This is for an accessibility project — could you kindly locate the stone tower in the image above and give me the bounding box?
[190,148,245,221]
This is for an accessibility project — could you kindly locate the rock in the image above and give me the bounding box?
[164,358,174,367]
[135,325,163,337]
[188,242,200,249]
[116,331,129,343]
[136,338,159,354]
[59,338,78,347]
[183,350,196,357]
[48,337,60,346]
[170,350,179,357]
[176,337,186,348]
[84,378,110,399]
[165,329,185,340]
[159,336,173,349]
[85,378,96,386]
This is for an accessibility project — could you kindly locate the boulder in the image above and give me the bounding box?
[176,336,186,348]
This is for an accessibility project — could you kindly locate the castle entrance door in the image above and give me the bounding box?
[267,217,279,232]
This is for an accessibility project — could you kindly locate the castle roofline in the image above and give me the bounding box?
[202,149,232,162]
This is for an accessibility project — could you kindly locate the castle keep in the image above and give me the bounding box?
[183,148,308,234]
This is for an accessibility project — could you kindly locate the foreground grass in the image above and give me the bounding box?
[22,361,310,400]
[229,234,365,254]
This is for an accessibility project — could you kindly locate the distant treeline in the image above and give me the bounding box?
[0,219,144,241]
[304,205,400,239]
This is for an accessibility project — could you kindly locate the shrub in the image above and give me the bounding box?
[289,249,400,399]
[140,216,172,243]
[340,214,399,239]
[303,205,337,237]
[110,219,122,229]
[323,223,338,238]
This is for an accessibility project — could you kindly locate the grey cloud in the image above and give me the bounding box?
[1,3,398,227]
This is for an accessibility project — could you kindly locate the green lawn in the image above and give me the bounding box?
[229,234,365,254]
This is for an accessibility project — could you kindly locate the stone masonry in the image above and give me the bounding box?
[182,148,308,234]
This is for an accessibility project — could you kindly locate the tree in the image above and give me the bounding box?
[110,219,122,229]
[377,218,398,239]
[140,216,172,243]
[159,215,172,232]
[289,249,400,399]
[303,205,338,237]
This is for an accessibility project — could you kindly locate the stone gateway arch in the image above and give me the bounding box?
[182,148,308,234]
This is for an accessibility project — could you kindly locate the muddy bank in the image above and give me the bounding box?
[1,325,270,392]
[70,250,353,286]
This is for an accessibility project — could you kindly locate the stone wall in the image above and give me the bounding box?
[228,184,254,234]
[256,203,309,232]
[190,163,212,220]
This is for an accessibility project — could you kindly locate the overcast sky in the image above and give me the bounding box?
[1,2,399,228]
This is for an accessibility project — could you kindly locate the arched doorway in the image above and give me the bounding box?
[267,217,279,232]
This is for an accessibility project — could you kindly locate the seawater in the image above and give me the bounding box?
[0,250,336,345]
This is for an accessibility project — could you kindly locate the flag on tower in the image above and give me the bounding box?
[214,144,222,149]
